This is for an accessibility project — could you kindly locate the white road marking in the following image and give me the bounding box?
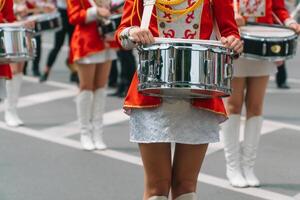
[294,193,300,200]
[43,109,129,138]
[23,76,77,90]
[270,76,300,85]
[0,89,77,112]
[266,89,300,94]
[0,122,295,200]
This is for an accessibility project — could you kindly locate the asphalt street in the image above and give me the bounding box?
[0,32,299,200]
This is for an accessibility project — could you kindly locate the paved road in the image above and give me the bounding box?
[0,32,300,200]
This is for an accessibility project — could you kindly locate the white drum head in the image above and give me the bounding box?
[240,25,295,38]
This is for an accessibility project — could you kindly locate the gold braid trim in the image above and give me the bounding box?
[0,0,6,12]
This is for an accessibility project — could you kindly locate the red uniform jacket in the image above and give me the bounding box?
[0,0,16,79]
[67,0,118,63]
[116,0,240,119]
[236,0,290,24]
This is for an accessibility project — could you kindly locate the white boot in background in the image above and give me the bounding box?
[77,90,95,151]
[175,192,197,200]
[91,88,107,150]
[242,116,263,187]
[221,114,248,188]
[148,196,168,200]
[4,73,24,127]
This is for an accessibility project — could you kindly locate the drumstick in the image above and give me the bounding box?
[291,2,300,19]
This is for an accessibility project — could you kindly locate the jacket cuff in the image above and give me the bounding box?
[86,7,98,23]
[284,18,297,27]
[119,27,138,50]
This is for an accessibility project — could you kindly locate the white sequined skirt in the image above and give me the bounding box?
[129,98,223,144]
[233,57,277,77]
[77,49,117,64]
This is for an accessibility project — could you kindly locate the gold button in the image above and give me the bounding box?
[193,24,199,29]
[160,22,166,28]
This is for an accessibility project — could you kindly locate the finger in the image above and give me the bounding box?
[148,31,155,44]
[136,32,147,44]
[229,39,239,49]
[220,37,228,45]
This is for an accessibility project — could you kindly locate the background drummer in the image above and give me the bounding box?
[1,0,35,127]
[67,0,118,151]
[14,0,56,77]
[221,0,300,188]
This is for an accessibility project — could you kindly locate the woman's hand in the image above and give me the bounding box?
[221,35,243,54]
[97,7,111,18]
[289,23,300,34]
[128,27,155,45]
[235,13,246,27]
[22,19,35,29]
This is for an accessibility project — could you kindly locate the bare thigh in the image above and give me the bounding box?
[225,77,246,115]
[10,62,25,74]
[76,63,96,91]
[245,76,269,118]
[94,61,112,89]
[139,143,172,199]
[171,143,208,199]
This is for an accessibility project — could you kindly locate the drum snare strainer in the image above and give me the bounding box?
[137,38,235,99]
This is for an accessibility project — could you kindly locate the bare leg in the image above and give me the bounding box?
[139,143,172,199]
[76,63,96,91]
[225,77,246,115]
[94,60,112,89]
[245,76,269,119]
[171,143,208,199]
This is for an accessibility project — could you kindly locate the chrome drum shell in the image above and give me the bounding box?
[0,25,36,63]
[137,40,234,99]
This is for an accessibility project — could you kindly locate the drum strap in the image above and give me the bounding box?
[140,0,156,29]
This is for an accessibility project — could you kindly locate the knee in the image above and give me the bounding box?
[246,103,263,117]
[147,178,171,197]
[227,101,243,114]
[172,178,197,197]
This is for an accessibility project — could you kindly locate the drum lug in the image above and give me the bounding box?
[204,59,212,76]
[224,63,233,79]
[168,58,175,81]
[262,43,267,56]
[285,43,289,55]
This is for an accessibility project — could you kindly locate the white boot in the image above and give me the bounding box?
[221,114,248,188]
[175,193,197,200]
[148,196,168,200]
[91,88,107,150]
[242,116,263,187]
[4,73,24,127]
[77,91,95,151]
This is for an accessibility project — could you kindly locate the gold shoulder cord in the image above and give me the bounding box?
[130,0,204,25]
[0,0,6,12]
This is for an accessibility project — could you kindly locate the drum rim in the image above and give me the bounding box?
[241,33,298,41]
[241,53,296,61]
[27,12,61,22]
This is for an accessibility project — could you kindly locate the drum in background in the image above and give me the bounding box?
[100,14,122,36]
[27,12,62,35]
[137,38,234,99]
[241,25,298,61]
[0,24,36,63]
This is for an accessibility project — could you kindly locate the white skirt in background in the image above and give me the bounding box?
[77,49,117,64]
[233,57,277,77]
[129,98,223,144]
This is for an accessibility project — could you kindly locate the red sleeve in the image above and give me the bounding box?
[66,0,88,25]
[1,0,16,22]
[115,0,143,46]
[272,0,290,23]
[213,0,240,38]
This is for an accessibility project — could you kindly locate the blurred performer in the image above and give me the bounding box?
[67,0,117,150]
[0,0,13,100]
[40,0,77,83]
[18,0,55,76]
[221,0,300,188]
[109,49,136,97]
[2,0,35,126]
[115,0,243,199]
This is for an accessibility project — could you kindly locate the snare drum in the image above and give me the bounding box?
[241,25,298,61]
[0,24,36,63]
[100,14,122,36]
[27,12,62,34]
[137,38,234,99]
